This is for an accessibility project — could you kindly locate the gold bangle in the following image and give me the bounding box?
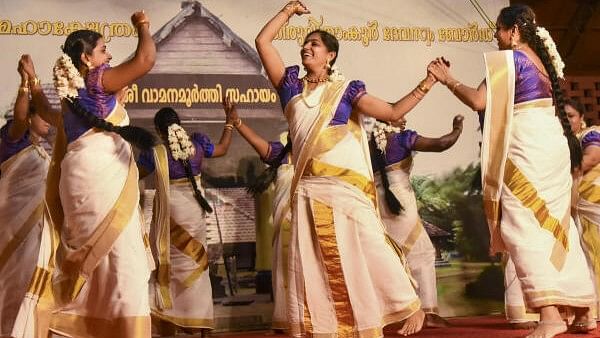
[417,80,430,94]
[21,79,29,88]
[31,76,40,87]
[136,20,150,28]
[450,81,462,94]
[18,86,29,93]
[224,124,234,131]
[411,90,423,100]
[234,118,242,128]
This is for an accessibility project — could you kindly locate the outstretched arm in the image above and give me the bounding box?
[355,67,437,122]
[211,96,238,157]
[235,113,270,159]
[428,57,487,111]
[413,114,464,152]
[255,1,309,88]
[102,11,156,93]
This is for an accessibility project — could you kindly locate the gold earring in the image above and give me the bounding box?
[86,61,94,70]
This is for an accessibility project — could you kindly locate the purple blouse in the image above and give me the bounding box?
[582,130,600,150]
[371,130,418,170]
[513,50,552,104]
[138,132,215,179]
[278,66,367,126]
[63,64,117,143]
[0,120,31,167]
[262,141,289,166]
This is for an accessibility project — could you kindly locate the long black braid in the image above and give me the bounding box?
[369,134,403,215]
[498,5,582,171]
[62,30,156,150]
[154,107,213,213]
[247,137,292,196]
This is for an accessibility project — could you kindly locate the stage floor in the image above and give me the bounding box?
[184,315,600,338]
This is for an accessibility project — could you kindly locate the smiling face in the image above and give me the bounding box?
[301,32,336,75]
[82,37,112,68]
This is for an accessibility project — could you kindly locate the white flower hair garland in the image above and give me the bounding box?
[535,26,565,79]
[53,53,85,100]
[328,64,345,82]
[370,120,402,153]
[167,124,195,161]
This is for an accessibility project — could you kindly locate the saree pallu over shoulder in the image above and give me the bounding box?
[0,144,53,338]
[481,50,515,254]
[52,104,139,307]
[49,104,151,338]
[150,144,173,310]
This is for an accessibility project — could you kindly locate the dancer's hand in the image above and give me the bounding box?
[223,95,239,125]
[18,54,36,81]
[452,114,464,130]
[428,57,453,85]
[281,1,310,17]
[131,10,150,29]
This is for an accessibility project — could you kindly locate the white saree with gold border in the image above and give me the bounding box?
[271,163,294,330]
[49,104,152,338]
[285,79,420,338]
[148,144,214,329]
[482,50,595,311]
[375,157,438,314]
[575,125,600,316]
[0,144,52,337]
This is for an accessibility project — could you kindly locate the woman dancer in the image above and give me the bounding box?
[256,1,441,336]
[428,4,596,337]
[0,56,52,338]
[234,111,293,331]
[370,114,463,328]
[137,103,234,337]
[567,99,600,320]
[32,10,156,338]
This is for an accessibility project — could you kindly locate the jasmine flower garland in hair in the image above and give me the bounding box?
[328,64,345,82]
[370,120,402,153]
[53,53,85,99]
[535,26,565,79]
[167,124,195,161]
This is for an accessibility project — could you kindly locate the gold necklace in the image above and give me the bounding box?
[303,76,329,83]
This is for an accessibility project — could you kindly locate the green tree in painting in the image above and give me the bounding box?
[412,163,491,261]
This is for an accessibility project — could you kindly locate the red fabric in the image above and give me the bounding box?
[216,315,600,338]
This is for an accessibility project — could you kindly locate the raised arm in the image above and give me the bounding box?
[355,72,437,122]
[19,54,62,127]
[8,59,32,140]
[255,1,309,88]
[413,114,464,152]
[428,58,487,111]
[211,96,237,157]
[102,11,156,93]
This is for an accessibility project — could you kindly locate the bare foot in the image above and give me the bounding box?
[569,308,596,333]
[510,321,537,330]
[524,320,567,338]
[425,313,450,328]
[397,309,425,336]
